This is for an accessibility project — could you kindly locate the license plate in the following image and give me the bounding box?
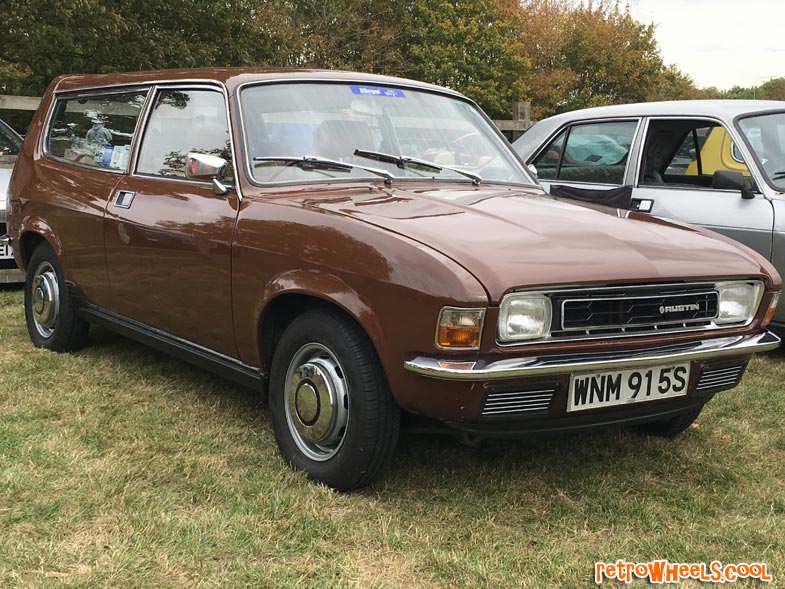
[0,241,12,259]
[568,363,690,412]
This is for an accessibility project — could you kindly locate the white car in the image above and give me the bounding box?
[0,118,24,283]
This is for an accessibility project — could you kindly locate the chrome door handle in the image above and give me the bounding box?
[114,190,136,209]
[631,198,653,212]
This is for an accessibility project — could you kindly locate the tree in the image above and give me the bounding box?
[518,0,664,117]
[0,0,296,95]
[717,78,785,100]
[753,78,785,100]
[2,0,736,124]
[516,0,578,119]
[401,0,530,119]
[647,65,720,102]
[283,0,407,74]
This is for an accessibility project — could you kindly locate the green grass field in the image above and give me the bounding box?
[1,284,783,588]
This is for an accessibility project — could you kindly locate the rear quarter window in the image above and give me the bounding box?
[46,91,147,171]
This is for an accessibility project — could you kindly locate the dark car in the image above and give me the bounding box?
[2,71,780,490]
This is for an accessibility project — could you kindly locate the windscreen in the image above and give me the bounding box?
[240,82,533,186]
[737,112,785,190]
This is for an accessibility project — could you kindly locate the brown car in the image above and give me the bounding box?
[1,69,781,490]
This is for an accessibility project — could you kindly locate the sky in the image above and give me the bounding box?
[628,0,785,90]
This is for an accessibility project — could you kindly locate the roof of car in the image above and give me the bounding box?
[538,100,785,122]
[514,99,785,158]
[51,68,461,97]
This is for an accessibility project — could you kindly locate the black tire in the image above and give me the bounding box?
[636,403,704,438]
[24,242,89,352]
[269,309,400,491]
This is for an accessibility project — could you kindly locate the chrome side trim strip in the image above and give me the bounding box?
[404,331,780,381]
[77,299,265,391]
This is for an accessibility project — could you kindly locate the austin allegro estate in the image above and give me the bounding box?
[1,70,781,490]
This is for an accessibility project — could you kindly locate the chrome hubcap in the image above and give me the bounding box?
[31,261,60,338]
[285,343,349,461]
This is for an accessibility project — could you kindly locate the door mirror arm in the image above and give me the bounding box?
[712,169,756,199]
[212,178,231,196]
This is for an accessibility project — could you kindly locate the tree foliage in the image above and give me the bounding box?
[0,0,739,123]
[402,0,530,118]
[721,78,785,100]
[283,0,407,74]
[0,0,295,94]
[647,65,719,102]
[518,0,664,118]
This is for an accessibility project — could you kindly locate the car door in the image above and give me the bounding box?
[103,85,240,357]
[34,88,149,306]
[631,117,775,259]
[530,119,642,209]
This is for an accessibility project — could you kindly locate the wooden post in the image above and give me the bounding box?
[492,101,534,142]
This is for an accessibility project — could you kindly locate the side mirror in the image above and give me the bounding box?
[186,152,230,195]
[712,169,755,200]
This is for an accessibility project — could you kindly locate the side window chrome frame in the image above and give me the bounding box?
[131,82,236,189]
[634,115,758,191]
[42,85,153,175]
[532,117,642,187]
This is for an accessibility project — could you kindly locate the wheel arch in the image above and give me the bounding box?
[257,271,386,375]
[17,219,64,272]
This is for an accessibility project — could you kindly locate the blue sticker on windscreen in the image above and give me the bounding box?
[350,86,405,98]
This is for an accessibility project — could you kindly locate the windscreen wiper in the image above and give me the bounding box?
[354,149,482,185]
[253,155,394,184]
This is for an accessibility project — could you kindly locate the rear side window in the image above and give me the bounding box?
[136,89,231,179]
[46,91,147,171]
[533,121,637,184]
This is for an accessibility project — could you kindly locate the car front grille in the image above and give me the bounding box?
[561,290,718,331]
[532,282,743,343]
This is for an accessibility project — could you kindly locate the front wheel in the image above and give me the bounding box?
[24,242,89,352]
[269,310,400,491]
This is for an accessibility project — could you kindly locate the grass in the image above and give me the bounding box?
[1,283,784,588]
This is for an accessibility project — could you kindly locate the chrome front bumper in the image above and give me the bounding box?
[404,331,780,381]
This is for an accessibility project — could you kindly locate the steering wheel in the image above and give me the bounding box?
[451,132,482,166]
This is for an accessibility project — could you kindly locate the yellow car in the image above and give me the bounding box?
[685,126,751,176]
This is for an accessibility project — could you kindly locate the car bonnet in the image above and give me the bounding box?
[291,184,775,304]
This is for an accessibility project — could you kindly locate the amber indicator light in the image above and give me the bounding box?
[763,292,781,327]
[436,308,484,349]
